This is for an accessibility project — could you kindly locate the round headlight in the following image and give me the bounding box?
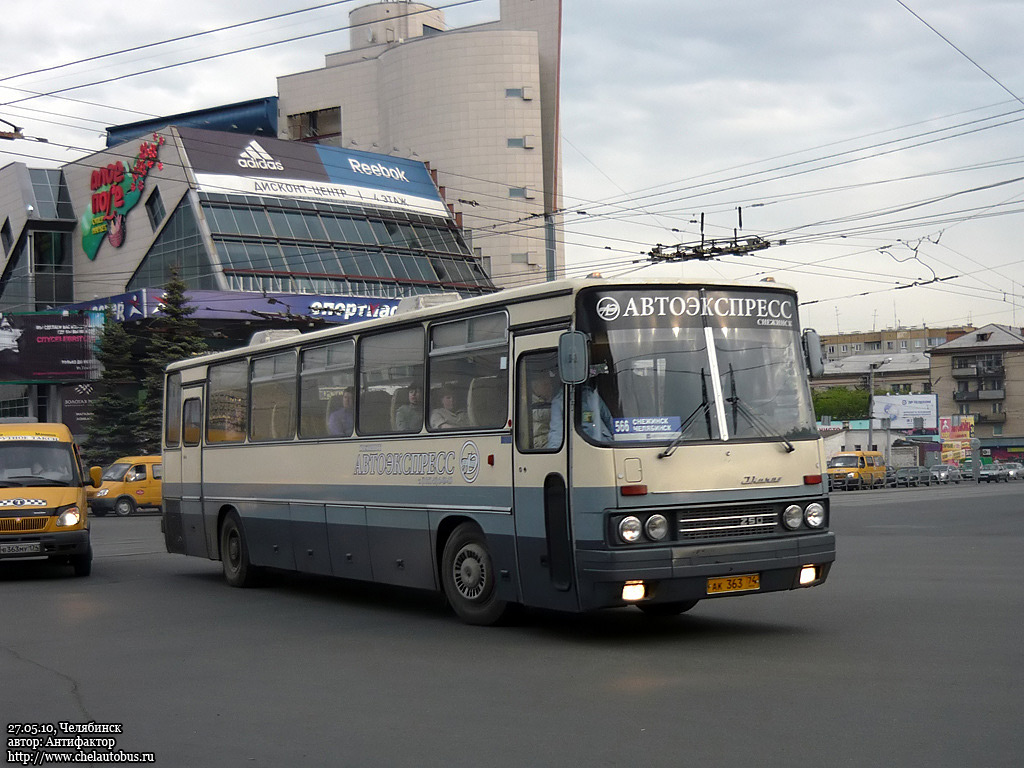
[782,504,803,530]
[645,514,668,541]
[56,507,81,527]
[618,516,642,543]
[804,502,826,528]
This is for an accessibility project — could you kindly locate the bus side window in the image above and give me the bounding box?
[517,351,560,451]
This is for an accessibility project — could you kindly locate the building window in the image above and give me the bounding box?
[507,138,525,148]
[505,88,524,98]
[993,425,1003,436]
[508,187,527,198]
[287,107,341,142]
[145,189,166,230]
[1,218,11,253]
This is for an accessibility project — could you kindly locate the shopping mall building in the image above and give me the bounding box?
[0,125,494,425]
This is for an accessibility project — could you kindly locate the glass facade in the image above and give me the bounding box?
[127,196,219,291]
[197,192,491,298]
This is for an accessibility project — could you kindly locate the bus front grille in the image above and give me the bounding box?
[0,516,49,533]
[676,505,777,540]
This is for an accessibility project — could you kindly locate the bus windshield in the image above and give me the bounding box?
[0,440,78,486]
[576,287,818,446]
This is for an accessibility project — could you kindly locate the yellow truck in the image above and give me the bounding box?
[88,455,162,516]
[0,423,101,576]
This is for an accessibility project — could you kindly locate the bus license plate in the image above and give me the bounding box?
[1,542,42,555]
[707,573,760,594]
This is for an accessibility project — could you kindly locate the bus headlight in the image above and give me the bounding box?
[782,504,803,530]
[618,516,642,543]
[95,489,109,497]
[645,514,669,541]
[55,505,81,527]
[804,503,826,528]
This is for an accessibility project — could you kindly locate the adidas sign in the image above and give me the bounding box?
[238,141,284,171]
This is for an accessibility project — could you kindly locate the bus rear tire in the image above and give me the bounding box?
[441,523,508,626]
[220,512,260,588]
[637,600,698,617]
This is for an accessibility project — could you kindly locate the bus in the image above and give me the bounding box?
[161,278,834,624]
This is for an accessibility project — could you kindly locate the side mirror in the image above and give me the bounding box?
[89,466,103,488]
[558,331,589,384]
[803,328,825,378]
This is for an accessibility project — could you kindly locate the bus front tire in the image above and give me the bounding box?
[441,523,508,626]
[71,547,92,577]
[637,600,698,617]
[114,496,136,517]
[220,513,260,588]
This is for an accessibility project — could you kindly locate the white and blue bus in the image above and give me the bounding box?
[161,278,834,624]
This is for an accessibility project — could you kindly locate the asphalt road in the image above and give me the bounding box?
[2,483,1021,768]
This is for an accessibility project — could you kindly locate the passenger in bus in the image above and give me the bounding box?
[394,385,424,431]
[430,386,468,430]
[529,371,556,448]
[547,383,614,447]
[327,388,354,436]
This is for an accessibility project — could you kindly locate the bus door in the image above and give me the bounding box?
[512,332,579,612]
[179,387,209,558]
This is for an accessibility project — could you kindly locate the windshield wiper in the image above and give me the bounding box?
[726,363,794,452]
[659,369,712,459]
[4,475,71,486]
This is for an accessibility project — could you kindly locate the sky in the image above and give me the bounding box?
[2,0,1023,335]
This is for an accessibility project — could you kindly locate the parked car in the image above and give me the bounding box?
[1002,462,1023,480]
[884,466,899,488]
[979,463,1010,483]
[929,464,963,484]
[895,466,931,487]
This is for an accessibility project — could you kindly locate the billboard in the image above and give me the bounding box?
[939,416,975,464]
[0,313,96,382]
[60,290,399,325]
[177,126,448,216]
[871,394,938,429]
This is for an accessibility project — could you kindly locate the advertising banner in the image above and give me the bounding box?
[939,416,975,464]
[178,126,448,216]
[59,290,399,326]
[61,383,96,434]
[0,313,96,382]
[871,395,938,429]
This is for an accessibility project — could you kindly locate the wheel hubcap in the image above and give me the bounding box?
[453,544,487,600]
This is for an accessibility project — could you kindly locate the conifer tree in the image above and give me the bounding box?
[137,268,208,454]
[83,309,143,466]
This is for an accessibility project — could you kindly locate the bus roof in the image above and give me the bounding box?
[165,276,799,373]
[0,422,74,442]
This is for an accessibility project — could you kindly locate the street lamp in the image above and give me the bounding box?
[867,357,892,451]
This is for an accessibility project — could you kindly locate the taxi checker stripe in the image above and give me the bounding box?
[1,498,47,507]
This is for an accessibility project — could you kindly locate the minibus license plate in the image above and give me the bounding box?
[707,573,760,594]
[1,542,42,555]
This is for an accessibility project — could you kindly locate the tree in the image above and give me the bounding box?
[136,269,208,454]
[83,308,143,467]
[812,387,870,421]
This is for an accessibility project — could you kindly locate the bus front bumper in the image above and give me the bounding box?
[0,529,91,561]
[575,531,835,610]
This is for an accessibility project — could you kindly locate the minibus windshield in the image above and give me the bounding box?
[0,440,79,486]
[576,287,818,447]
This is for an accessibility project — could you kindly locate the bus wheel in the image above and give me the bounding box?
[71,547,92,577]
[114,496,136,517]
[637,600,698,617]
[441,523,508,626]
[220,512,260,588]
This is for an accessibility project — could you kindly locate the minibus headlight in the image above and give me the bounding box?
[55,505,81,527]
[618,516,642,543]
[95,488,109,497]
[782,504,803,530]
[645,514,669,541]
[804,503,826,528]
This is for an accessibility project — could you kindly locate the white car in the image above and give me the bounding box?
[1002,462,1023,480]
